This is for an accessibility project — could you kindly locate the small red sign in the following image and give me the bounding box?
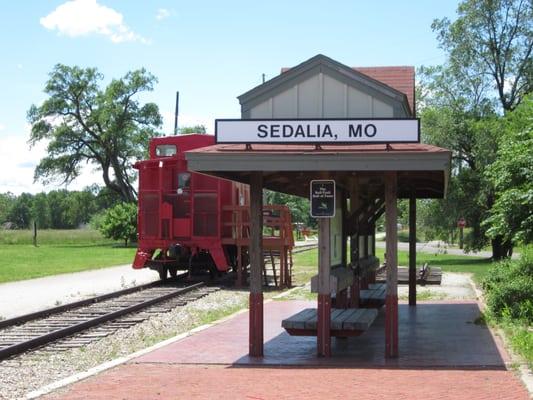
[457,218,466,228]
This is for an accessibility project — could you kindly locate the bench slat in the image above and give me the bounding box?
[330,309,357,330]
[282,307,378,333]
[281,308,317,330]
[343,308,378,330]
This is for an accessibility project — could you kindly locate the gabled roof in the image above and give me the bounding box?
[238,54,413,117]
[354,66,415,114]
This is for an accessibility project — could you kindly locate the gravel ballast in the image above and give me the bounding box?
[0,289,248,400]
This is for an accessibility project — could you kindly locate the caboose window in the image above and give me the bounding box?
[178,172,191,190]
[156,144,177,157]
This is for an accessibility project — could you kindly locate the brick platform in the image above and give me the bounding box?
[44,300,530,399]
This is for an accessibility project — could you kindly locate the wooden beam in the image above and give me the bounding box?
[249,172,263,357]
[385,171,398,358]
[341,191,348,267]
[317,216,331,357]
[409,192,417,306]
[349,177,360,308]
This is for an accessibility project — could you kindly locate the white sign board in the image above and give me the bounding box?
[215,119,419,144]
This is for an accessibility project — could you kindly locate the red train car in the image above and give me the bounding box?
[132,134,249,279]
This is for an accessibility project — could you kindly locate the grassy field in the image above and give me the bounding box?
[292,246,494,284]
[0,230,137,283]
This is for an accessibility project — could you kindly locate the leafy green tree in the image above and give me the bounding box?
[47,190,69,228]
[265,190,314,228]
[31,193,51,229]
[432,0,533,112]
[0,193,16,225]
[179,125,207,135]
[98,202,137,246]
[28,65,163,203]
[7,193,33,229]
[484,94,533,246]
[63,190,97,228]
[419,0,532,258]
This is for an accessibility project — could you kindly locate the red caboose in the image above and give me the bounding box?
[132,134,249,280]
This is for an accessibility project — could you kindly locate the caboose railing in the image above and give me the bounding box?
[222,205,294,288]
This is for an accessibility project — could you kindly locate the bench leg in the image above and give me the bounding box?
[350,279,360,308]
[337,289,348,309]
[317,293,331,357]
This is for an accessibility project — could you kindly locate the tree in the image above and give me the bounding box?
[180,125,207,135]
[484,94,533,246]
[47,190,69,229]
[31,193,51,229]
[0,193,16,225]
[432,0,533,112]
[265,190,314,228]
[7,193,33,229]
[98,202,137,246]
[28,65,163,203]
[419,0,533,258]
[63,190,97,228]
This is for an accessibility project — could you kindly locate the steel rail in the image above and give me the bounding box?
[0,281,203,361]
[0,273,187,330]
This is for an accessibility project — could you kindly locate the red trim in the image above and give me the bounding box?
[249,293,263,357]
[317,294,331,357]
[385,294,399,358]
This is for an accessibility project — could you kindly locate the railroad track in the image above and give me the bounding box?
[0,278,218,360]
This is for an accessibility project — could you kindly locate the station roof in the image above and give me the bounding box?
[279,63,416,114]
[186,143,451,199]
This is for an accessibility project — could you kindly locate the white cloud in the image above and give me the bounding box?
[40,0,148,44]
[0,124,5,131]
[0,135,101,195]
[156,8,170,21]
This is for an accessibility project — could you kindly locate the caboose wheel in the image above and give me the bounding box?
[158,267,168,281]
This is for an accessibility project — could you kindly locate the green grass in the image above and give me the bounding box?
[0,229,136,283]
[292,246,494,284]
[0,229,112,245]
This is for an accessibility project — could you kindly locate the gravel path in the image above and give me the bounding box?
[0,289,248,400]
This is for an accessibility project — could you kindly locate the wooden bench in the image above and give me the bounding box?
[376,264,443,285]
[282,308,378,337]
[310,267,354,294]
[360,282,386,308]
[356,256,380,288]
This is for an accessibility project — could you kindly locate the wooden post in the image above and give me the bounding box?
[409,192,417,306]
[249,172,263,357]
[385,172,398,358]
[317,217,331,357]
[341,191,348,267]
[349,178,360,308]
[33,221,37,247]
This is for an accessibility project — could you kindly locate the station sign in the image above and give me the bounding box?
[215,118,419,144]
[310,180,335,218]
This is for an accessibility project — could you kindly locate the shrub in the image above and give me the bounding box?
[483,246,533,323]
[98,202,137,247]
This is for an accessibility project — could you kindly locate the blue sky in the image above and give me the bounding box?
[0,0,459,194]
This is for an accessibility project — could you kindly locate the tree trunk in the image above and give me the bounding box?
[491,236,504,260]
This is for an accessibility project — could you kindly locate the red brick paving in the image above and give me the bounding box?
[46,363,529,400]
[42,300,529,399]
